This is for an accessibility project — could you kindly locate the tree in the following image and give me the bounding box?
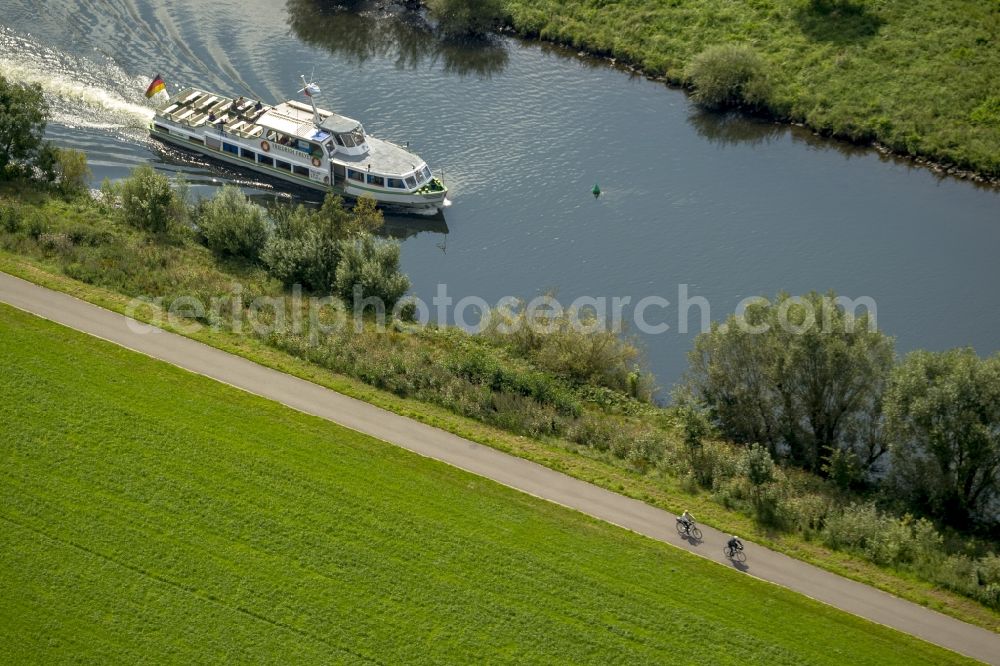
[0,74,48,175]
[685,292,894,475]
[197,185,270,261]
[334,234,410,312]
[885,349,1000,527]
[263,194,383,293]
[118,164,187,234]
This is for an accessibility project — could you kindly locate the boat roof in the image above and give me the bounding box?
[256,101,338,143]
[320,114,362,134]
[337,136,424,174]
[253,100,358,141]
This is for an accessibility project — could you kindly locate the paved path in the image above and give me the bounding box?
[2,271,997,664]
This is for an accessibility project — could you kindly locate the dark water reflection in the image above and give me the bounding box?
[287,0,508,78]
[688,112,787,148]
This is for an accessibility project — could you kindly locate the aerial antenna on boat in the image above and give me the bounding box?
[298,73,322,127]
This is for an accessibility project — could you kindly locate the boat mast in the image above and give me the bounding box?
[299,75,322,127]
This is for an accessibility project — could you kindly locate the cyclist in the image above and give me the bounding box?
[680,510,695,532]
[727,535,743,553]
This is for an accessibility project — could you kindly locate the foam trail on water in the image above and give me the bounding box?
[0,26,155,133]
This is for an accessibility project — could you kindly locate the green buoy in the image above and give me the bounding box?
[592,182,601,198]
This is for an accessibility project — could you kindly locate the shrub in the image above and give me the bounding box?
[569,416,619,452]
[481,301,647,396]
[489,391,562,437]
[781,493,830,532]
[37,232,73,256]
[334,234,410,312]
[822,448,864,491]
[118,165,186,234]
[98,177,121,212]
[197,185,271,261]
[34,141,59,182]
[0,205,21,232]
[263,195,383,293]
[54,147,91,195]
[680,439,741,490]
[66,224,114,247]
[822,502,882,552]
[25,212,46,239]
[739,443,775,487]
[263,226,338,292]
[625,431,663,473]
[686,44,772,112]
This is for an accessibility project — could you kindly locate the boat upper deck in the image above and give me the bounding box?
[157,88,271,139]
[153,88,433,180]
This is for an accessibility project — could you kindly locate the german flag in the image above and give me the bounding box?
[145,74,166,98]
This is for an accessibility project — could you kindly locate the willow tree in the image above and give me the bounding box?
[684,291,894,477]
[885,349,1000,527]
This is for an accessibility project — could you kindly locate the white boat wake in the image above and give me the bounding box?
[0,26,154,133]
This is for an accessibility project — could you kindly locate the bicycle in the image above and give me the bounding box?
[724,544,747,563]
[675,517,703,540]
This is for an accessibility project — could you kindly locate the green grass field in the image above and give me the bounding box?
[505,0,1000,177]
[0,303,974,664]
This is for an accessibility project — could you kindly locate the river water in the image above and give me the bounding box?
[1,0,998,391]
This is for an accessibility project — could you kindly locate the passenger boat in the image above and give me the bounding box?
[149,77,448,214]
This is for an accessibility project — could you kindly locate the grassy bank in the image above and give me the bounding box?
[501,0,1000,179]
[1,181,998,631]
[0,303,977,664]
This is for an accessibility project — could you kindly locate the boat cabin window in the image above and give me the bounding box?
[347,169,365,182]
[294,139,316,154]
[293,165,309,177]
[240,148,256,160]
[337,125,366,148]
[326,140,336,154]
[222,142,239,155]
[366,174,385,187]
[421,166,432,180]
[258,155,274,167]
[404,176,417,188]
[387,178,405,189]
[276,160,291,172]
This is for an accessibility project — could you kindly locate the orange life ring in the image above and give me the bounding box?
[311,156,322,167]
[260,140,270,152]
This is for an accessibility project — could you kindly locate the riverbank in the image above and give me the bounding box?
[1,180,998,631]
[4,303,980,664]
[500,0,1000,183]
